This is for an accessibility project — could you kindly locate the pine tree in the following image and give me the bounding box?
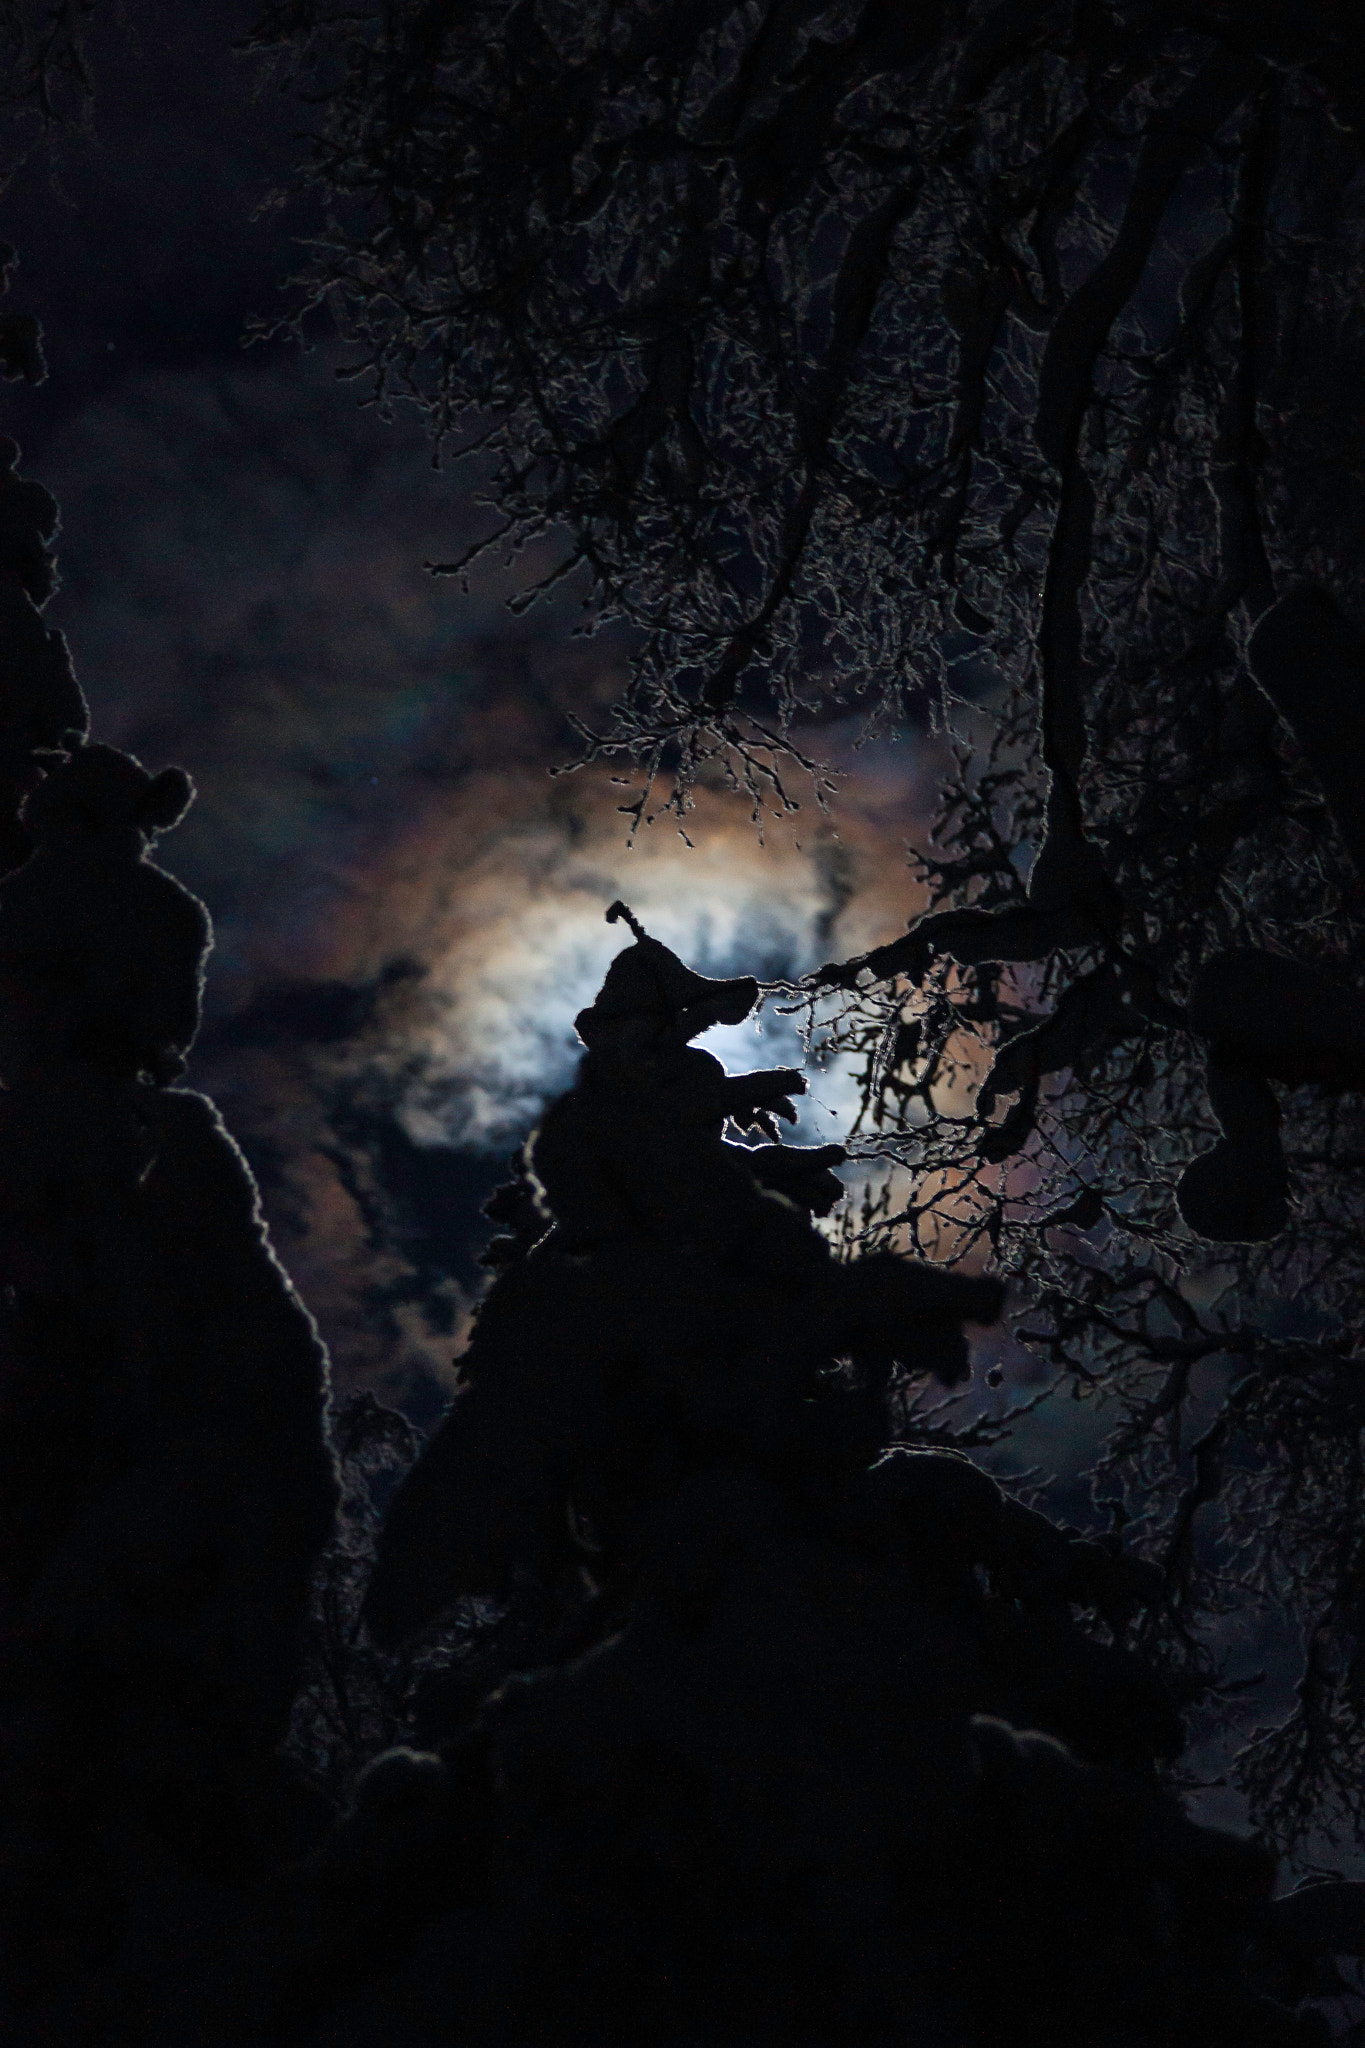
[0,263,338,2046]
[173,909,1345,2048]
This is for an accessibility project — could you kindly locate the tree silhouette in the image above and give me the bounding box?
[0,257,338,2044]
[148,907,1346,2048]
[245,0,1365,1851]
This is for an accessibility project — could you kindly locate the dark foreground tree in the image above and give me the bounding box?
[244,0,1365,1849]
[142,906,1347,2048]
[0,259,338,2045]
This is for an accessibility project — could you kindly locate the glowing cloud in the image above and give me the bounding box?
[36,349,943,1401]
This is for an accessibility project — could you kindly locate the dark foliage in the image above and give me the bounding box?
[0,259,339,2044]
[147,911,1352,2046]
[243,0,1365,1853]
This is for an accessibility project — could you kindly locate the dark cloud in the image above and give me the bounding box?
[207,964,425,1054]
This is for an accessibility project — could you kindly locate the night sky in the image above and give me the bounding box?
[0,1,945,1419]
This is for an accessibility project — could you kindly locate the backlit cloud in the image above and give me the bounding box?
[35,347,943,1403]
